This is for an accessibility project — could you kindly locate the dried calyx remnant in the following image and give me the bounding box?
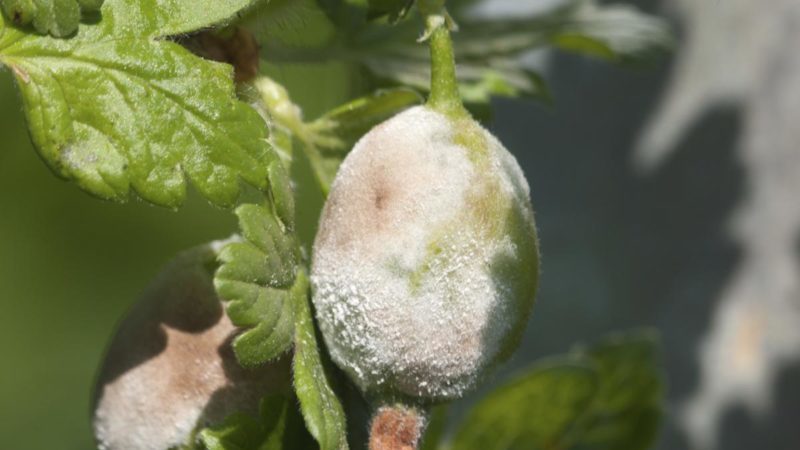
[92,244,291,450]
[311,0,540,447]
[369,405,427,450]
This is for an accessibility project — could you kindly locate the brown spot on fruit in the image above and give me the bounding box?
[92,245,291,450]
[374,187,388,210]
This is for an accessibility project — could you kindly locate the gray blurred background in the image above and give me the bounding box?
[1,0,799,448]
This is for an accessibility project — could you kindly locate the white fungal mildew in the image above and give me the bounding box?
[92,245,291,450]
[311,106,539,400]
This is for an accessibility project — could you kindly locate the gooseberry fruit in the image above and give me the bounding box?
[311,104,539,402]
[92,245,291,450]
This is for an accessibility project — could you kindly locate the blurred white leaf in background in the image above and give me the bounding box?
[637,0,800,448]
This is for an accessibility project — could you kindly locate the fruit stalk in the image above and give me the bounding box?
[419,0,465,117]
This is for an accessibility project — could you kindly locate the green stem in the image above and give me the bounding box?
[418,2,467,118]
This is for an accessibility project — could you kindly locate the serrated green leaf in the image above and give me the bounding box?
[0,0,257,45]
[0,0,273,207]
[199,394,315,450]
[0,0,103,38]
[234,204,296,282]
[215,204,300,367]
[451,331,664,450]
[292,270,349,450]
[451,360,599,450]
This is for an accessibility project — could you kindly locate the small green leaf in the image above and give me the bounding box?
[0,0,273,208]
[451,330,664,450]
[199,394,316,450]
[292,270,349,450]
[215,204,300,367]
[451,360,599,450]
[0,0,102,38]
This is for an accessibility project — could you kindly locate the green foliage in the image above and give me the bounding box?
[0,0,273,208]
[0,0,673,448]
[0,0,103,37]
[104,0,260,37]
[451,330,663,450]
[454,0,674,64]
[214,202,300,367]
[292,271,349,450]
[199,394,315,450]
[0,0,673,207]
[452,361,598,450]
[356,0,670,107]
[566,331,663,449]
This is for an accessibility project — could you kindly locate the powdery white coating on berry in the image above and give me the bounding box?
[311,106,538,400]
[92,245,290,450]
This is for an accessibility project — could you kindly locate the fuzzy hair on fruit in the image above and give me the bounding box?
[311,106,539,401]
